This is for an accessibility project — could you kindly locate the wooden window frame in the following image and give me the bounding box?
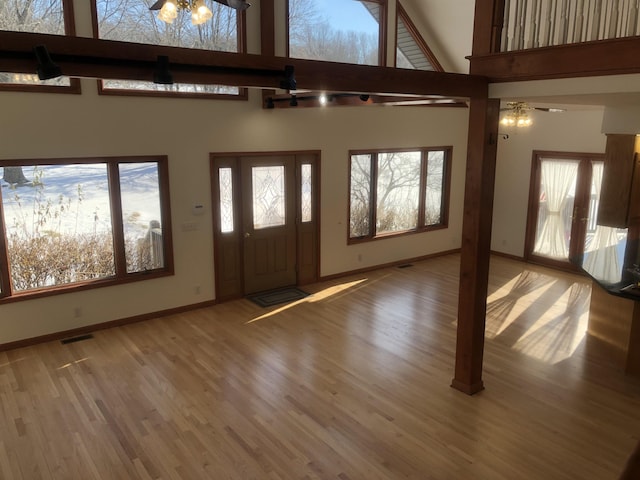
[286,0,388,67]
[0,0,81,94]
[348,146,451,244]
[0,155,174,304]
[89,0,248,100]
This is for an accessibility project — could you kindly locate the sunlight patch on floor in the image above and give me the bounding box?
[486,274,559,339]
[0,356,28,368]
[512,283,590,364]
[57,357,89,370]
[246,279,368,324]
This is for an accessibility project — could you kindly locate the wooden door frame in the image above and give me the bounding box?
[210,150,321,301]
[524,150,604,272]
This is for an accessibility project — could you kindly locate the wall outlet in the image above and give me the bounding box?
[73,307,82,318]
[194,285,201,295]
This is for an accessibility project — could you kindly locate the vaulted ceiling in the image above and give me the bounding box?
[400,0,475,74]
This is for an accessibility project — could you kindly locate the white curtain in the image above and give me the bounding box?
[534,159,578,258]
[582,162,624,283]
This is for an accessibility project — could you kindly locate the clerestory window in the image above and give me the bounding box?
[0,0,80,93]
[91,0,247,99]
[349,147,451,242]
[288,0,386,66]
[0,156,173,301]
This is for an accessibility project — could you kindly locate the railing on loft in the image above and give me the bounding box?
[500,0,640,52]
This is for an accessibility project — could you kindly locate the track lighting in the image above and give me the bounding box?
[33,45,62,80]
[153,55,173,84]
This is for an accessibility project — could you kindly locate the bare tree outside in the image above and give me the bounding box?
[349,149,448,239]
[0,0,70,85]
[95,0,239,94]
[289,0,380,65]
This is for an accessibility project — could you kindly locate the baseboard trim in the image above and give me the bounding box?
[0,299,217,352]
[319,249,461,282]
[490,250,525,262]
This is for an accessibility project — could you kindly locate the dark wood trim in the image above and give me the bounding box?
[210,150,321,299]
[0,31,486,98]
[0,178,10,299]
[395,2,444,71]
[490,250,525,262]
[210,155,243,302]
[627,303,640,376]
[318,249,461,283]
[451,96,499,396]
[261,0,276,107]
[89,0,248,100]
[347,146,452,243]
[523,150,605,271]
[377,0,388,67]
[0,155,174,304]
[108,162,127,276]
[471,0,505,56]
[0,299,216,353]
[470,36,640,81]
[0,0,81,95]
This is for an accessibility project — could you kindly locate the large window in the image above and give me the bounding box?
[92,0,246,98]
[0,156,173,301]
[349,147,451,241]
[0,0,80,93]
[288,0,385,65]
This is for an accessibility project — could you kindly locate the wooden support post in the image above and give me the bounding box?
[451,96,500,395]
[261,0,276,108]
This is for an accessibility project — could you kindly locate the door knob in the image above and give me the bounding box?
[244,232,251,238]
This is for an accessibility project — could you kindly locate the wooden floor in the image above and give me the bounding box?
[1,254,640,479]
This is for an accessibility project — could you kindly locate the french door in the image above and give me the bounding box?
[524,151,604,271]
[211,152,319,299]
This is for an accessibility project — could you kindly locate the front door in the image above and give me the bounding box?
[525,151,604,270]
[241,156,297,294]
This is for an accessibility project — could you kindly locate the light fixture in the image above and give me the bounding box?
[156,0,212,25]
[33,45,62,80]
[319,94,327,106]
[151,0,250,25]
[500,101,533,128]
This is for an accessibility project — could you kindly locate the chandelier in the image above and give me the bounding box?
[500,101,533,128]
[156,0,213,25]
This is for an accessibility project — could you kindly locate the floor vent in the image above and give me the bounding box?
[397,263,414,269]
[61,333,94,345]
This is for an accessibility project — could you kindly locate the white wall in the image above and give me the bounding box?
[491,107,607,257]
[0,79,469,344]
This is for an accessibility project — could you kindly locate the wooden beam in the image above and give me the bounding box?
[260,0,276,107]
[470,36,640,81]
[0,31,487,98]
[451,95,500,395]
[472,0,506,55]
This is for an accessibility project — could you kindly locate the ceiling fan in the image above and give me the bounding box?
[150,0,250,11]
[150,0,250,25]
[500,101,565,127]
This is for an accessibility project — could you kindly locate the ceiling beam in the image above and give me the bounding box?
[0,31,487,98]
[470,36,640,81]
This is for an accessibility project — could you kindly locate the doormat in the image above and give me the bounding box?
[248,287,310,307]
